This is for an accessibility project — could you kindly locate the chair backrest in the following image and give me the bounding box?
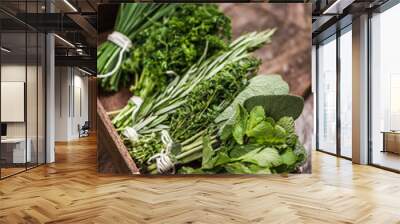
[82,121,90,129]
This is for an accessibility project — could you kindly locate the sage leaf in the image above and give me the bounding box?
[244,95,304,121]
[215,74,289,123]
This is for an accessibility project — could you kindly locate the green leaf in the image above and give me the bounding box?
[220,123,234,141]
[229,144,261,158]
[215,74,289,123]
[246,106,266,135]
[232,105,248,145]
[214,152,231,167]
[244,95,304,121]
[277,117,295,132]
[202,136,216,169]
[224,163,253,174]
[274,125,287,143]
[277,117,298,146]
[280,149,297,167]
[248,164,272,174]
[178,166,206,174]
[293,141,307,166]
[247,121,274,142]
[236,147,282,167]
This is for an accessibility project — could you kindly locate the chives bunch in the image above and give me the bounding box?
[97,4,176,92]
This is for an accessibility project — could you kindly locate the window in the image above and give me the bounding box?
[339,27,352,158]
[316,24,353,159]
[317,35,337,154]
[370,3,400,171]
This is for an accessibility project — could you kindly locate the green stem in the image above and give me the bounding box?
[181,135,217,152]
[180,130,207,146]
[146,139,217,174]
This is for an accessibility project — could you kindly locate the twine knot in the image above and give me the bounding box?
[98,31,132,78]
[148,130,175,174]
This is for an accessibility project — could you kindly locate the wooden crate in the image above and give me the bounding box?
[97,93,140,174]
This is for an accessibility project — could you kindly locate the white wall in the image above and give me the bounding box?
[54,67,89,141]
[1,65,30,138]
[55,66,70,141]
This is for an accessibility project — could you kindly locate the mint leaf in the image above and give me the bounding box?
[277,117,298,146]
[273,125,287,144]
[232,105,248,145]
[224,163,252,174]
[246,106,266,135]
[247,121,274,143]
[229,144,261,158]
[248,164,272,174]
[178,167,206,174]
[220,123,234,140]
[236,147,282,167]
[202,136,216,169]
[280,149,297,167]
[214,152,231,167]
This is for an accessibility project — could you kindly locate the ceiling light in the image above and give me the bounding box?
[1,47,11,53]
[63,0,78,12]
[322,0,354,15]
[78,67,93,76]
[54,34,75,48]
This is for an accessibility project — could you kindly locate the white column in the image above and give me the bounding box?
[46,32,55,163]
[352,14,369,164]
[312,45,317,150]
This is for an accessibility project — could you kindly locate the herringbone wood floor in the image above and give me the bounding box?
[0,135,399,224]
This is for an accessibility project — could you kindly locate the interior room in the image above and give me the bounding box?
[0,0,399,223]
[0,0,96,179]
[54,66,93,141]
[314,0,400,172]
[0,12,46,178]
[370,3,400,171]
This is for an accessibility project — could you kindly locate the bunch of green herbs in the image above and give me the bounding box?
[178,103,307,174]
[120,31,275,171]
[122,4,232,99]
[98,4,177,92]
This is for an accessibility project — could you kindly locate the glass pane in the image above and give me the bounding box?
[317,36,337,154]
[371,4,400,171]
[339,28,352,158]
[38,32,45,165]
[27,31,38,169]
[1,31,27,177]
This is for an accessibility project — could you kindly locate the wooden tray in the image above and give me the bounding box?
[97,89,140,174]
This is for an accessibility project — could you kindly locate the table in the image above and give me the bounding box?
[1,138,31,164]
[381,131,400,154]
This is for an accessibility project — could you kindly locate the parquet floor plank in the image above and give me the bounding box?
[0,135,400,223]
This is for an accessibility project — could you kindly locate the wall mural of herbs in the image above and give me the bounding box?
[98,3,310,175]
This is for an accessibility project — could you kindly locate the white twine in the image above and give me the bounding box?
[148,130,175,174]
[123,127,140,141]
[130,96,143,121]
[98,31,132,78]
[122,96,143,141]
